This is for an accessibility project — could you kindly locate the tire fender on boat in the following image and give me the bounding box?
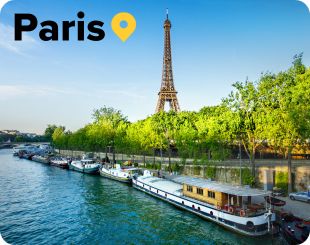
[240,209,245,217]
[246,221,255,230]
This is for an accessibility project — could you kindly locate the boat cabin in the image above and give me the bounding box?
[177,176,270,217]
[123,167,140,174]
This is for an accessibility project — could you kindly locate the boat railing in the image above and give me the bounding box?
[220,203,266,217]
[181,195,266,217]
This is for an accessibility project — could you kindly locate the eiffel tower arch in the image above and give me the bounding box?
[155,10,180,113]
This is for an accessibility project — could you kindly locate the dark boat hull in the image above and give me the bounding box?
[50,162,69,169]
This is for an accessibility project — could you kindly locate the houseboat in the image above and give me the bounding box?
[69,159,100,174]
[99,164,140,183]
[133,171,275,236]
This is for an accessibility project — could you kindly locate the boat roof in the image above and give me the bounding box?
[139,176,182,195]
[172,176,270,197]
[122,167,139,171]
[81,159,95,162]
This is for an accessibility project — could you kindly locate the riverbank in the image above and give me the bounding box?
[58,149,310,192]
[58,149,310,167]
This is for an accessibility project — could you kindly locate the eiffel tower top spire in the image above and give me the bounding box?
[155,10,180,113]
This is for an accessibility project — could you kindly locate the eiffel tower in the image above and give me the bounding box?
[155,10,180,113]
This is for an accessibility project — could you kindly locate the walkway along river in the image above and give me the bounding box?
[0,149,282,245]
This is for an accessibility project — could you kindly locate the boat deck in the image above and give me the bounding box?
[139,176,182,196]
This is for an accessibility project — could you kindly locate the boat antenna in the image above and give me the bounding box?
[166,8,169,19]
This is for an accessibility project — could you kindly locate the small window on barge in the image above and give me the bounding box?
[197,188,204,195]
[187,185,193,192]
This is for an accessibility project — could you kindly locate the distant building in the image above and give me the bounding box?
[0,130,21,135]
[26,133,37,138]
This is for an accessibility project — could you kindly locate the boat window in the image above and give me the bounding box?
[192,205,195,209]
[198,207,201,211]
[165,193,167,197]
[182,201,184,205]
[187,185,193,192]
[208,191,215,199]
[157,190,158,194]
[197,188,204,195]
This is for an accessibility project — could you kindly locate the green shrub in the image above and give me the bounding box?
[145,162,161,170]
[275,171,288,193]
[171,163,181,172]
[241,168,255,187]
[199,156,208,165]
[181,158,187,165]
[206,165,216,179]
[193,166,201,175]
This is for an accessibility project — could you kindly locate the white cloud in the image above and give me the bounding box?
[0,85,25,97]
[0,84,145,100]
[0,0,11,13]
[0,23,38,55]
[0,85,67,100]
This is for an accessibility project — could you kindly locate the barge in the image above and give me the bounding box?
[133,171,275,236]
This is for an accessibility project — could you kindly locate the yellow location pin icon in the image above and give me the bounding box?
[111,12,136,42]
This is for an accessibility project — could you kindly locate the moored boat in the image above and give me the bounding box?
[133,171,276,237]
[13,145,28,156]
[18,150,34,160]
[264,196,286,207]
[16,144,44,159]
[99,164,140,183]
[69,159,100,174]
[50,157,69,169]
[280,212,310,244]
[32,155,50,164]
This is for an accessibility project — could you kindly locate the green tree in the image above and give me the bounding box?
[90,106,128,161]
[92,106,128,125]
[258,54,309,192]
[224,80,264,179]
[196,105,235,161]
[44,124,59,142]
[52,127,66,149]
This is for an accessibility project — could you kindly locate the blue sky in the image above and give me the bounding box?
[0,0,310,134]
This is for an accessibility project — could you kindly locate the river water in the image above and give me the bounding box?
[0,149,278,245]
